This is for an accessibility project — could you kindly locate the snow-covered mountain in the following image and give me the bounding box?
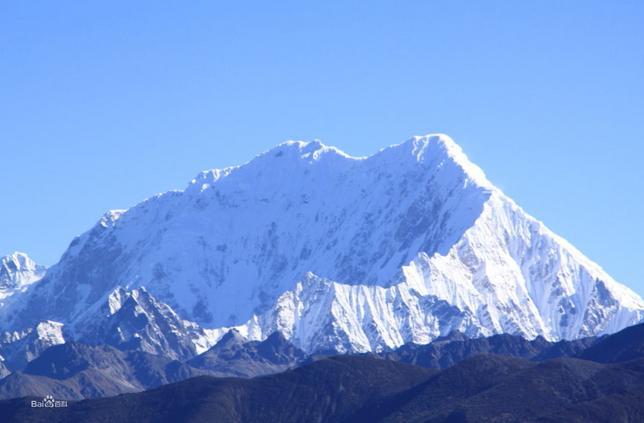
[1,135,642,354]
[0,253,45,307]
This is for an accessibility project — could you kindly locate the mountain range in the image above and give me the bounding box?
[0,330,304,400]
[1,134,642,361]
[2,322,644,422]
[1,133,643,423]
[0,318,641,403]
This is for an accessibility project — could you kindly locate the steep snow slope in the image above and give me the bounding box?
[2,135,642,353]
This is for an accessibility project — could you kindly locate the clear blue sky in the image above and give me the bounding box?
[1,2,643,294]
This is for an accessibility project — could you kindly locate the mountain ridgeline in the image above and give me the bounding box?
[1,320,643,403]
[1,131,644,422]
[1,135,641,358]
[2,323,644,422]
[0,330,306,400]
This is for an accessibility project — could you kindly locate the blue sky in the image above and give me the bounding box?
[1,2,643,293]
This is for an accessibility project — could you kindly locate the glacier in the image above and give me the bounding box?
[1,134,642,354]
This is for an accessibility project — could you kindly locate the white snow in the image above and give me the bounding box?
[34,320,65,346]
[0,252,46,304]
[1,134,642,354]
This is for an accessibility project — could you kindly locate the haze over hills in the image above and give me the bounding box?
[0,135,642,358]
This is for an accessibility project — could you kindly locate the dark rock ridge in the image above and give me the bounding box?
[77,287,212,361]
[0,342,204,400]
[378,331,597,368]
[0,330,307,400]
[187,330,306,377]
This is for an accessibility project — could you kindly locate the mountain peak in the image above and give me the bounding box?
[0,252,46,291]
[186,135,487,198]
[262,139,357,163]
[213,329,246,350]
[3,134,641,355]
[397,134,492,188]
[1,252,32,265]
[1,252,40,275]
[263,134,483,171]
[79,286,219,360]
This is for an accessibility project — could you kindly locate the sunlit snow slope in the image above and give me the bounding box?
[2,135,641,353]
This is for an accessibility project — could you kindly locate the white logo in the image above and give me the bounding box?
[31,395,68,408]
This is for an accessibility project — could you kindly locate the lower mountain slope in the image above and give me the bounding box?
[2,353,644,423]
[1,314,642,422]
[0,343,205,400]
[0,356,434,423]
[577,321,644,363]
[352,355,644,422]
[187,330,305,377]
[0,330,307,400]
